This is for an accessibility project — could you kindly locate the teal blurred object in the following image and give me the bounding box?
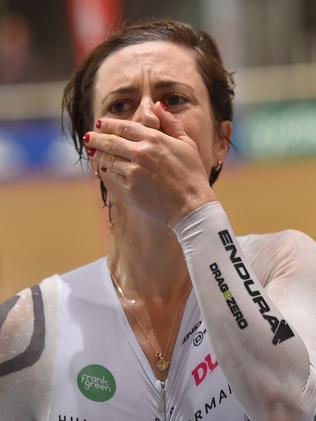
[239,100,316,159]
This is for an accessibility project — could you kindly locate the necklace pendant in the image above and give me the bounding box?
[156,352,169,372]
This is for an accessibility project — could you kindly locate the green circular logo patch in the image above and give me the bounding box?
[77,364,116,402]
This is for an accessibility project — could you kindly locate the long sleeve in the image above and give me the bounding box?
[173,201,316,421]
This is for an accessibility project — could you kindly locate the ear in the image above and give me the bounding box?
[212,120,232,164]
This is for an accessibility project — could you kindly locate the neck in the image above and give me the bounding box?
[107,203,190,302]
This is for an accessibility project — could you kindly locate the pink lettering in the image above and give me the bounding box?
[192,361,208,386]
[205,353,218,371]
[192,353,218,386]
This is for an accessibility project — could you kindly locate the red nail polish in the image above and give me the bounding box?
[159,101,167,111]
[83,133,90,143]
[87,148,96,157]
[96,120,102,129]
[101,166,107,173]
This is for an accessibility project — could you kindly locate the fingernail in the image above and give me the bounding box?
[159,101,167,111]
[83,133,90,143]
[96,119,102,129]
[101,166,107,173]
[87,148,96,157]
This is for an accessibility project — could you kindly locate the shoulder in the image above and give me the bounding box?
[0,275,61,417]
[0,276,60,376]
[0,256,108,361]
[238,230,316,286]
[61,257,107,282]
[238,229,315,255]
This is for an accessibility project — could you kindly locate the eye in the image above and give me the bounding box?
[108,99,133,115]
[162,93,188,109]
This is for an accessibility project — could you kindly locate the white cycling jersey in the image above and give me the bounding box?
[1,202,316,421]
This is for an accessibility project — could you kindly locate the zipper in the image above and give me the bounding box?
[159,381,166,419]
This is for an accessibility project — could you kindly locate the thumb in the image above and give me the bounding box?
[154,101,187,139]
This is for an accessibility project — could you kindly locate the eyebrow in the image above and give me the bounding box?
[101,80,194,104]
[101,87,138,104]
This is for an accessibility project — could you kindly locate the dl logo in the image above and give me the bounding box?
[77,364,116,402]
[192,353,218,386]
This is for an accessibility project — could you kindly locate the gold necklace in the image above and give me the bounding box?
[111,274,191,372]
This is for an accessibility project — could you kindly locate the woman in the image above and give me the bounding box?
[0,19,316,421]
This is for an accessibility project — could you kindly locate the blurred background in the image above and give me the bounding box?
[0,0,315,300]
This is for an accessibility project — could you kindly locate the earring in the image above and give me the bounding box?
[209,160,223,186]
[215,160,223,172]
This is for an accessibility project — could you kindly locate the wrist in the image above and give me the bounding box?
[167,188,218,228]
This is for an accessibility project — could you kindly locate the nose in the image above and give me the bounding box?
[132,98,160,130]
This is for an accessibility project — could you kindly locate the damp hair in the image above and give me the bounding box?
[62,18,235,203]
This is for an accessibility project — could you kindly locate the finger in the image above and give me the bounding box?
[96,117,159,143]
[86,141,137,179]
[83,132,136,161]
[99,153,133,178]
[85,146,108,177]
[154,101,187,139]
[84,147,101,176]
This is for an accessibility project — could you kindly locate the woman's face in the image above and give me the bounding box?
[93,41,230,175]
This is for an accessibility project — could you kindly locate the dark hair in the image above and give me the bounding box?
[63,18,235,201]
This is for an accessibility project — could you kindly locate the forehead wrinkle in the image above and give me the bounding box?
[94,41,207,112]
[101,79,196,106]
[101,80,193,105]
[100,67,151,105]
[97,43,199,88]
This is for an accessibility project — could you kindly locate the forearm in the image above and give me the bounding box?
[173,202,316,421]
